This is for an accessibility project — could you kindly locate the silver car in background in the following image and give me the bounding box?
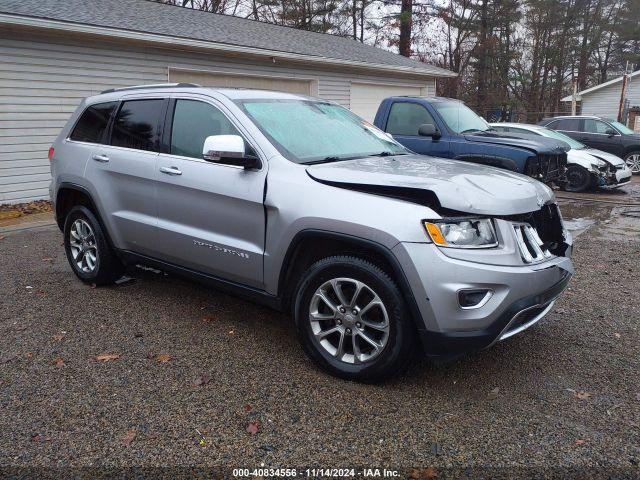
[49,85,574,382]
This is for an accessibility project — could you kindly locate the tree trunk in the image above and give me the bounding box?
[399,0,413,57]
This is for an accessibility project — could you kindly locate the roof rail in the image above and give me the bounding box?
[99,83,201,94]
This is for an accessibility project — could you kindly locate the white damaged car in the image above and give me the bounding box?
[491,123,632,192]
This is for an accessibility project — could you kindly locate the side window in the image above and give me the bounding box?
[111,99,164,152]
[584,119,611,134]
[510,127,534,135]
[386,102,436,136]
[552,118,580,131]
[170,100,241,159]
[69,102,117,144]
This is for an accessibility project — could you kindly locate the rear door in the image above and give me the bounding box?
[154,95,267,288]
[83,97,166,255]
[383,101,450,157]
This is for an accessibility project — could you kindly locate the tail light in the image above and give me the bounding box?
[48,146,55,162]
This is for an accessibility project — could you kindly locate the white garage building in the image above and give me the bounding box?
[0,0,454,204]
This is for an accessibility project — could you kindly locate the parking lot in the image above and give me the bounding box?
[1,180,639,476]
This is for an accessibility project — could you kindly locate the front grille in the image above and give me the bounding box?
[513,223,552,263]
[508,204,568,260]
[526,153,567,183]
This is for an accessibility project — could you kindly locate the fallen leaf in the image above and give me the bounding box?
[488,387,500,398]
[244,404,253,412]
[156,354,171,363]
[0,235,5,240]
[246,420,259,435]
[614,332,621,339]
[95,353,120,362]
[53,333,65,342]
[54,358,65,368]
[409,467,438,479]
[42,257,54,262]
[193,374,211,387]
[228,330,235,335]
[122,429,136,445]
[26,352,33,358]
[145,352,155,360]
[574,391,591,400]
[575,439,586,445]
[202,315,217,323]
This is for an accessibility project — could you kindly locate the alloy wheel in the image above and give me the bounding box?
[309,277,390,364]
[69,219,98,273]
[625,153,640,173]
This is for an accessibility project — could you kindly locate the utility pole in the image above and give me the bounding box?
[618,61,630,123]
[571,77,578,115]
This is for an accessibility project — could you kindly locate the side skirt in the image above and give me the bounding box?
[118,250,284,311]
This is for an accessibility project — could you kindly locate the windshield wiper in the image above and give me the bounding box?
[370,151,404,157]
[460,128,482,134]
[302,156,351,165]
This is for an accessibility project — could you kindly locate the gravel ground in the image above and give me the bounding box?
[1,201,639,477]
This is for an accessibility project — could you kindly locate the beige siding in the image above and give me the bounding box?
[0,29,436,204]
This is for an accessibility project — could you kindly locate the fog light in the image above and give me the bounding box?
[458,289,493,309]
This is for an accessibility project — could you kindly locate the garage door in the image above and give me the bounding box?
[350,83,425,122]
[169,69,312,95]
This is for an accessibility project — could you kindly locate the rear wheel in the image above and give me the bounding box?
[294,255,415,383]
[565,165,593,192]
[63,206,123,285]
[624,151,640,174]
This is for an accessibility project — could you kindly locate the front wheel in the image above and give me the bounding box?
[624,151,640,174]
[293,256,416,383]
[565,165,594,192]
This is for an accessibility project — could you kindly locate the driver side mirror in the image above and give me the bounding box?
[418,123,441,139]
[202,135,261,169]
[605,128,617,137]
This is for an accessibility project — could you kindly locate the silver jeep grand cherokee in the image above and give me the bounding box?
[49,84,574,382]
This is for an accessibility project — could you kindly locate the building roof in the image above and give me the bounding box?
[0,0,455,78]
[561,70,640,102]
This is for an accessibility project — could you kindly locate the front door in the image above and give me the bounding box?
[384,101,451,158]
[154,97,267,288]
[582,118,625,156]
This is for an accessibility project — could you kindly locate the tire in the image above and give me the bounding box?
[293,255,416,383]
[565,165,594,192]
[63,205,123,285]
[624,151,640,174]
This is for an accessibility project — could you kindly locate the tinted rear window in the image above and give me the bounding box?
[551,118,581,131]
[69,102,117,144]
[111,99,164,152]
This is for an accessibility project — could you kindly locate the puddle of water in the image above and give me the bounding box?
[559,200,640,239]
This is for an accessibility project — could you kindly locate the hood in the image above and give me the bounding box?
[581,148,626,166]
[464,131,569,154]
[306,154,555,216]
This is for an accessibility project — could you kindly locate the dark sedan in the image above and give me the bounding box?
[539,115,640,173]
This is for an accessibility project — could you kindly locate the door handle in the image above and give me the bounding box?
[91,154,110,163]
[160,166,182,176]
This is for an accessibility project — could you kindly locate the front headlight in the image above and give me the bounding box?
[423,218,498,248]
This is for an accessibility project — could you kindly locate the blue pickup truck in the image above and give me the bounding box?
[373,96,567,184]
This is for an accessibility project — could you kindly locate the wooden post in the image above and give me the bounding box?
[571,78,577,115]
[618,75,628,123]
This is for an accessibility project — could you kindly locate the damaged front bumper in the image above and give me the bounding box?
[595,163,632,188]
